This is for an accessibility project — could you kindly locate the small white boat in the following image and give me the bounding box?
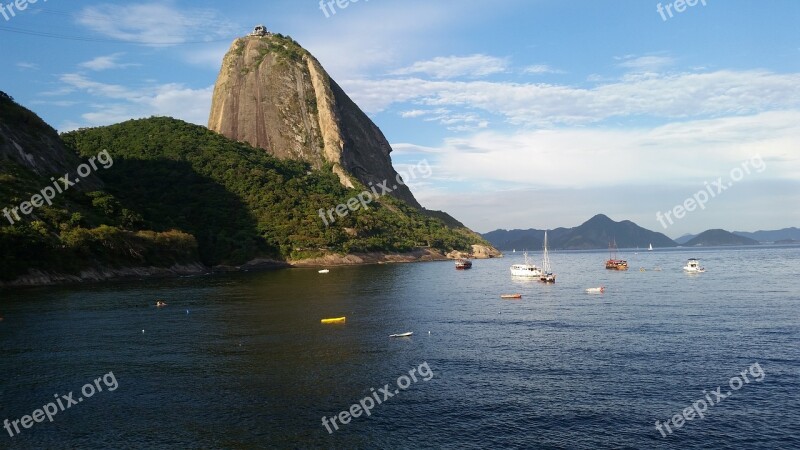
[648,243,653,251]
[389,332,413,338]
[683,258,705,273]
[586,286,605,294]
[318,269,330,274]
[510,251,542,277]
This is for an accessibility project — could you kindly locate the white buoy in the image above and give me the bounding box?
[142,330,145,333]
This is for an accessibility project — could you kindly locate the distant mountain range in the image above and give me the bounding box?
[483,214,676,250]
[483,215,797,250]
[677,227,800,244]
[733,227,800,242]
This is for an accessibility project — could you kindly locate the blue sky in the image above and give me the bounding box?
[2,0,799,237]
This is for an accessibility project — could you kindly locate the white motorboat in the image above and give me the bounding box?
[318,269,330,274]
[586,286,605,294]
[510,251,542,277]
[683,258,705,273]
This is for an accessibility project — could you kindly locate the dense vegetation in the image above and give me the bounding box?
[0,156,198,281]
[0,114,483,281]
[60,117,480,263]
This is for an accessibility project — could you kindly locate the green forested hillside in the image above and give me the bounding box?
[59,117,479,261]
[1,115,484,281]
[0,95,200,281]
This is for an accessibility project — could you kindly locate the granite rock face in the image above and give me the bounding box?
[208,33,421,208]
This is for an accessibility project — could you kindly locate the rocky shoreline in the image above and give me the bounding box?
[1,245,502,288]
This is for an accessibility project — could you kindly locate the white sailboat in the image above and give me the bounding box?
[648,243,653,251]
[540,231,555,283]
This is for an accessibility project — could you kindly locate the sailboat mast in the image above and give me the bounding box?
[542,231,550,272]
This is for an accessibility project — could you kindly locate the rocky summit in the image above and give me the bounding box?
[208,27,421,208]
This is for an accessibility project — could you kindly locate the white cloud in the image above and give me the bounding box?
[398,111,800,192]
[39,87,76,97]
[616,55,675,72]
[391,143,445,155]
[60,74,137,100]
[392,111,800,232]
[342,69,800,126]
[16,62,38,70]
[56,73,212,130]
[79,53,139,71]
[29,100,78,107]
[400,109,428,118]
[398,108,488,130]
[391,54,508,79]
[75,2,238,46]
[523,64,564,75]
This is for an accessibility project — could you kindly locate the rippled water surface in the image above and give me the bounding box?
[2,246,799,449]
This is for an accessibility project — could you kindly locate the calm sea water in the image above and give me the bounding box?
[2,246,799,449]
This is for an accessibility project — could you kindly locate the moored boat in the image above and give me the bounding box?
[455,259,472,270]
[683,258,705,273]
[510,251,542,277]
[540,230,556,283]
[605,239,628,270]
[586,286,605,293]
[500,293,522,299]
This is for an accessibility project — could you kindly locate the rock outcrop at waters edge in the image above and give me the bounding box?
[2,247,501,287]
[0,263,209,288]
[291,245,502,267]
[208,31,421,208]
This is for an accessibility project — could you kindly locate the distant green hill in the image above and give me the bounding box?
[684,229,759,246]
[0,97,487,283]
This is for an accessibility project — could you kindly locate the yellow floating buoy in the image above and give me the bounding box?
[321,317,346,324]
